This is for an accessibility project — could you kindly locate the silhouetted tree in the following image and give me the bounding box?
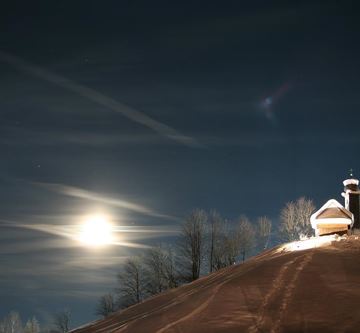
[207,211,226,272]
[179,209,207,281]
[95,293,116,318]
[53,310,70,333]
[222,227,240,266]
[143,246,168,295]
[3,311,23,333]
[256,216,272,250]
[237,216,256,262]
[24,317,40,333]
[116,257,145,308]
[162,245,180,288]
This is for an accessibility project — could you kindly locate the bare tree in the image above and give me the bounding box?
[296,197,315,237]
[162,245,180,289]
[222,229,240,266]
[143,244,181,294]
[279,201,297,241]
[53,310,70,333]
[208,216,249,269]
[237,216,255,262]
[95,293,116,318]
[280,197,315,241]
[143,245,168,295]
[3,311,23,333]
[256,216,272,250]
[116,257,145,308]
[179,209,207,281]
[207,211,226,272]
[24,317,40,333]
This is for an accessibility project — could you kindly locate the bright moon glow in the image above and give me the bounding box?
[79,215,113,247]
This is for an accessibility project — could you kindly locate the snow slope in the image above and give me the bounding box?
[71,236,360,333]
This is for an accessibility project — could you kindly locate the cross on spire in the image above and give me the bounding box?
[350,168,354,178]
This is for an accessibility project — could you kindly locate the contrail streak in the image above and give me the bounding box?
[32,181,180,221]
[0,50,201,147]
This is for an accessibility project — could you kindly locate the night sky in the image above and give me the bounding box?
[1,0,360,329]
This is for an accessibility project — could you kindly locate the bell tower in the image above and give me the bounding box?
[342,169,360,229]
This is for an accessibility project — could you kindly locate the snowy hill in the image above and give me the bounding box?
[70,235,360,333]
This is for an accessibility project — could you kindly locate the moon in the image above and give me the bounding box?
[79,215,113,247]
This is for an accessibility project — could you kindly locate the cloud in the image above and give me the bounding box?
[0,219,158,252]
[0,212,179,255]
[32,181,179,221]
[0,127,167,147]
[0,51,201,148]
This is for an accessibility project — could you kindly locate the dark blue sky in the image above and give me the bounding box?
[1,0,360,329]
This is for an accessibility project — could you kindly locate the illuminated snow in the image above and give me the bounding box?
[279,234,347,252]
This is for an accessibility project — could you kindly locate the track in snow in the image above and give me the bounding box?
[249,252,313,333]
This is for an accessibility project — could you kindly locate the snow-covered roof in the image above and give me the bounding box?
[310,199,353,229]
[343,178,359,186]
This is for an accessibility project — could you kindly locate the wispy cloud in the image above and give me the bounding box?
[0,127,167,147]
[0,219,160,251]
[32,181,179,221]
[0,51,201,148]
